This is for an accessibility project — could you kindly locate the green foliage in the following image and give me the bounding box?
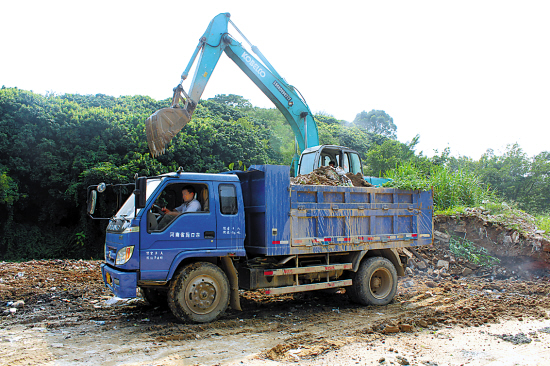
[535,214,550,234]
[0,166,20,206]
[228,161,247,171]
[208,94,253,110]
[365,139,415,176]
[447,144,550,214]
[430,165,494,210]
[383,162,428,190]
[384,162,494,211]
[3,85,547,261]
[353,110,397,139]
[449,236,500,266]
[0,88,279,260]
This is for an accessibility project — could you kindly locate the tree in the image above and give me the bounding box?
[364,139,415,176]
[353,110,397,139]
[208,94,253,109]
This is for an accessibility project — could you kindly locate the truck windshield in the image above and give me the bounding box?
[115,179,162,219]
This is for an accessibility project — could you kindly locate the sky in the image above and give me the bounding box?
[2,0,549,160]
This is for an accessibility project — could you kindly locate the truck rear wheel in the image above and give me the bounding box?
[348,256,397,306]
[168,262,229,323]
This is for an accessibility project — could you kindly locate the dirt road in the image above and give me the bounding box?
[1,260,549,365]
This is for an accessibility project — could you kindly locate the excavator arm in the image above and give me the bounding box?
[145,12,319,159]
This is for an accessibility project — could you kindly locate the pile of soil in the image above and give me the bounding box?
[291,166,373,187]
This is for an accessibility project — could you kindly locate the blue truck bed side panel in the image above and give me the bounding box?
[238,165,433,256]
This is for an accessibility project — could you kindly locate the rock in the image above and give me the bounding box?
[426,318,437,325]
[503,236,513,245]
[405,268,414,276]
[383,325,400,334]
[399,324,413,332]
[425,281,437,288]
[417,319,428,327]
[434,230,450,243]
[396,355,410,365]
[402,248,414,258]
[12,300,25,308]
[416,261,427,270]
[437,260,449,270]
[462,268,473,276]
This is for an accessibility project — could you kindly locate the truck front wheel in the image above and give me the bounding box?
[348,256,397,306]
[168,262,230,323]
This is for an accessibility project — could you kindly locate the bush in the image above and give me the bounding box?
[383,162,495,211]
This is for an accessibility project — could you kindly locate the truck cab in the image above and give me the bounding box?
[98,172,246,299]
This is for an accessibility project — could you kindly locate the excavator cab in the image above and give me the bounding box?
[297,145,363,176]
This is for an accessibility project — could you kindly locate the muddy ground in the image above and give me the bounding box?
[1,254,549,365]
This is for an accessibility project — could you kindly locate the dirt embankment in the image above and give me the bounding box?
[432,208,550,275]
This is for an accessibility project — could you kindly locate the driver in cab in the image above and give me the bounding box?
[162,185,201,216]
[157,186,200,230]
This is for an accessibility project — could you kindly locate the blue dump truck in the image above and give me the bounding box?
[89,164,433,323]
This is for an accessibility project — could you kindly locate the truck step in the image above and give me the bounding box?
[264,279,352,295]
[264,263,352,277]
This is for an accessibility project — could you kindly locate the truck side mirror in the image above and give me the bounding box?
[87,190,98,215]
[135,177,147,209]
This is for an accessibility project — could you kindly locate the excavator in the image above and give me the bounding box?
[145,12,365,178]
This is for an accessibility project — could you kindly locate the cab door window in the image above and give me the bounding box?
[148,183,209,232]
[219,184,238,215]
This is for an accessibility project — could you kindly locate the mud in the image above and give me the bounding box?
[1,257,549,365]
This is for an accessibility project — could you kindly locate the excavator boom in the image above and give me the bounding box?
[145,13,319,160]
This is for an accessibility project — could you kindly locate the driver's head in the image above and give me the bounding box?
[182,185,196,202]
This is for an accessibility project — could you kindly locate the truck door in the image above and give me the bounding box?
[139,181,216,282]
[214,182,245,251]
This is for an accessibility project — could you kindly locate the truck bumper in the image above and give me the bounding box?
[101,263,138,298]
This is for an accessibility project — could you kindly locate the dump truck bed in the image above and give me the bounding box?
[236,165,433,256]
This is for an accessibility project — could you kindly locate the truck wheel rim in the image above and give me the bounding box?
[185,275,220,315]
[369,268,392,299]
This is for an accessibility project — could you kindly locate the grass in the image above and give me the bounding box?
[383,162,495,211]
[535,214,550,234]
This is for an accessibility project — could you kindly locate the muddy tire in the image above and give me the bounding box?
[168,262,229,323]
[348,257,397,306]
[141,287,167,307]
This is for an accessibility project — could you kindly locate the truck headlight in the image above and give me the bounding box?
[116,246,134,265]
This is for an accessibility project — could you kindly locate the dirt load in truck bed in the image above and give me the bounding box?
[291,166,373,187]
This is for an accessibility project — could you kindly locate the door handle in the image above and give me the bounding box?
[204,231,215,239]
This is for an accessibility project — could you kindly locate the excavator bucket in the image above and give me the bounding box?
[145,107,192,157]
